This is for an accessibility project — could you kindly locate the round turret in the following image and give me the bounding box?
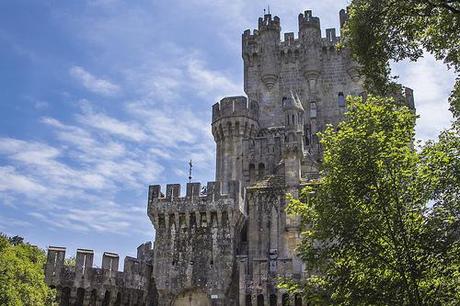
[212,96,259,184]
[298,11,322,93]
[258,14,281,90]
[298,10,321,43]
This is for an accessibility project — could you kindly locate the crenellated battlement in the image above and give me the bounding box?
[244,10,344,64]
[211,96,259,123]
[258,14,280,32]
[298,10,321,30]
[45,242,153,291]
[148,181,242,214]
[242,29,258,45]
[147,181,245,237]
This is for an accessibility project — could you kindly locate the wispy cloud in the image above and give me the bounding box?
[392,53,456,141]
[121,48,242,103]
[77,103,148,142]
[2,0,454,263]
[0,166,46,194]
[70,66,120,96]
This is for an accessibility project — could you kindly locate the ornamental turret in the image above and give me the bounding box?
[283,94,305,188]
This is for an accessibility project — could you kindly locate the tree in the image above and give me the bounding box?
[417,120,460,303]
[64,256,76,267]
[343,0,460,116]
[0,234,56,306]
[284,96,460,305]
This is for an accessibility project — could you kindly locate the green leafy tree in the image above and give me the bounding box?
[417,121,460,303]
[284,96,460,305]
[64,256,76,267]
[0,234,56,306]
[343,0,460,116]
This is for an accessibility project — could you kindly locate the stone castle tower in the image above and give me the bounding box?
[44,9,414,306]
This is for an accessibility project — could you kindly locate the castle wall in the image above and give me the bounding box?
[147,181,244,305]
[45,243,156,306]
[45,7,416,306]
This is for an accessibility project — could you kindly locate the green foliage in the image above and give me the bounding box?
[343,0,460,116]
[0,234,56,306]
[285,96,460,305]
[64,256,76,267]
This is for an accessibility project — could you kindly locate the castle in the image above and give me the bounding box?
[44,8,414,306]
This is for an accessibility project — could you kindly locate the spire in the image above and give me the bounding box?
[188,160,193,183]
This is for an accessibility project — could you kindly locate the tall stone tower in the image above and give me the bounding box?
[44,8,415,306]
[148,8,367,305]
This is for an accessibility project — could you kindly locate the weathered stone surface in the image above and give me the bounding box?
[44,8,414,306]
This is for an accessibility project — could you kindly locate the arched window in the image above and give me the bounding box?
[241,223,248,242]
[249,163,256,183]
[295,294,302,306]
[304,124,311,145]
[310,102,317,118]
[61,287,71,306]
[257,294,264,306]
[90,289,98,305]
[102,291,111,306]
[114,292,122,306]
[270,294,277,306]
[258,163,265,180]
[282,293,290,306]
[76,288,85,306]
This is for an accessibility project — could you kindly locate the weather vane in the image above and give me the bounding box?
[188,159,193,183]
[264,5,271,15]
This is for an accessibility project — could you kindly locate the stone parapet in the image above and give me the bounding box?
[44,242,155,305]
[211,96,259,123]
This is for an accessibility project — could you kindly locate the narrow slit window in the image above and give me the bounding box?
[338,92,345,107]
[310,102,317,118]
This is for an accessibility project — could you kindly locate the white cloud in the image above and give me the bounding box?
[186,57,242,99]
[70,66,120,96]
[392,54,456,141]
[77,106,148,142]
[0,166,46,194]
[122,49,242,103]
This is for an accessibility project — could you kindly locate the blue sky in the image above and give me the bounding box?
[0,0,456,267]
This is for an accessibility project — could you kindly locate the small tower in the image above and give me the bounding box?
[283,93,305,188]
[242,13,285,128]
[299,10,321,96]
[212,96,259,187]
[258,14,281,90]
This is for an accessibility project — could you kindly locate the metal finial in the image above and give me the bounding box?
[188,160,193,183]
